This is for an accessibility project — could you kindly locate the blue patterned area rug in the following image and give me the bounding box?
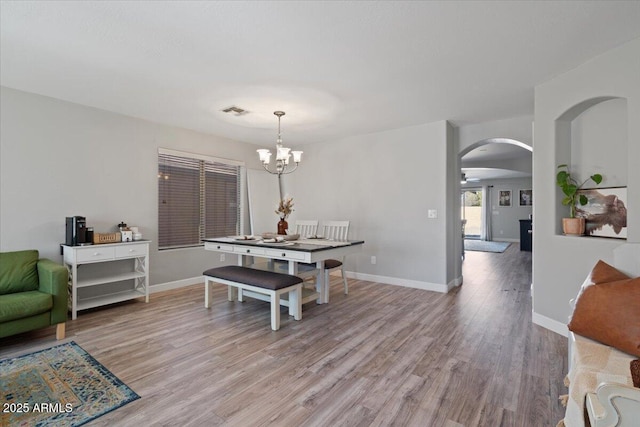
[464,239,511,253]
[0,341,139,426]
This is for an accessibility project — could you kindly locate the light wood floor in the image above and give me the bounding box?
[0,245,567,426]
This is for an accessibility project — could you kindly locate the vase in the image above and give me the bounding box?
[562,217,585,236]
[277,219,288,235]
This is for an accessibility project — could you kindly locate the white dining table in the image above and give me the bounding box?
[203,237,364,304]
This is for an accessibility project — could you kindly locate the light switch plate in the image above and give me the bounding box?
[428,209,437,219]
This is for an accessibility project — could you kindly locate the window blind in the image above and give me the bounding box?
[158,150,241,250]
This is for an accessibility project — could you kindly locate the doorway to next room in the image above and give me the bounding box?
[461,189,482,240]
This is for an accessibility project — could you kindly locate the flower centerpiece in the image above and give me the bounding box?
[275,197,294,235]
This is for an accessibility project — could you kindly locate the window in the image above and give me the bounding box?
[158,148,243,250]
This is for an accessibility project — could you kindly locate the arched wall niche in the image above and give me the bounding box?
[555,96,619,122]
[553,96,629,235]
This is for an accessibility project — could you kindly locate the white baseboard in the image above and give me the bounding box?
[449,276,463,289]
[156,272,461,295]
[151,276,203,293]
[345,271,457,293]
[532,311,568,337]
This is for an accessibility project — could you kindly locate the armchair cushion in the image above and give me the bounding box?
[0,250,39,294]
[0,250,68,339]
[0,291,52,323]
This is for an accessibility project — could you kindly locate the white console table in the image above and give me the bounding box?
[62,241,150,319]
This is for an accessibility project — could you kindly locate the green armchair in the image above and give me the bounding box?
[0,250,68,339]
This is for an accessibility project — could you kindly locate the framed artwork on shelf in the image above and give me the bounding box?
[519,189,533,206]
[576,187,627,239]
[498,190,512,207]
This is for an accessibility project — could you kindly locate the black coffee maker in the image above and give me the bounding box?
[65,216,87,246]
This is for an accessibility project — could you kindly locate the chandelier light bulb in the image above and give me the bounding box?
[257,149,271,164]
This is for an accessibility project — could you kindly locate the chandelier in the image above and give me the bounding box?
[256,111,303,175]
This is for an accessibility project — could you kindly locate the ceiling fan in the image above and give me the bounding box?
[460,173,480,184]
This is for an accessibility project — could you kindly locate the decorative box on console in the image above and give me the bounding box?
[93,232,121,244]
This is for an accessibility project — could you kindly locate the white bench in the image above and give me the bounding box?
[562,244,640,427]
[203,265,303,331]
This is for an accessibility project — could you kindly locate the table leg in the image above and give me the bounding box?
[237,254,250,301]
[316,260,326,304]
[205,277,212,308]
[287,260,299,275]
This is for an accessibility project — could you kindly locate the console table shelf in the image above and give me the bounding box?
[76,271,147,288]
[62,241,150,319]
[77,290,147,311]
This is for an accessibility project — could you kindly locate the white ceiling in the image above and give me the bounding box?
[462,143,533,181]
[462,167,531,182]
[462,143,531,163]
[2,1,640,147]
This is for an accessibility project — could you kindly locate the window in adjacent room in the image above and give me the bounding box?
[158,148,244,250]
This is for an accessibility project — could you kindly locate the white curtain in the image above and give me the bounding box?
[483,185,493,241]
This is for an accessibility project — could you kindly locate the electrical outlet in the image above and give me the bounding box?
[371,256,376,265]
[220,253,225,262]
[428,209,437,219]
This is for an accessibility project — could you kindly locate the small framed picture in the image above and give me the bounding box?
[519,189,532,206]
[576,187,627,239]
[498,190,512,207]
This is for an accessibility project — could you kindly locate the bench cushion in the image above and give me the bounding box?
[203,266,303,290]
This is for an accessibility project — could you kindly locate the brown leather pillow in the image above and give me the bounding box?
[568,276,640,357]
[590,260,630,284]
[571,260,631,306]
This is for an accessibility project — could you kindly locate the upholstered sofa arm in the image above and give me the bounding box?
[37,259,68,324]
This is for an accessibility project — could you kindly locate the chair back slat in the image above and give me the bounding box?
[321,220,350,241]
[295,220,319,237]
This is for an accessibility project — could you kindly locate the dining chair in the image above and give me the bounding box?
[276,220,319,287]
[295,220,318,238]
[320,220,350,294]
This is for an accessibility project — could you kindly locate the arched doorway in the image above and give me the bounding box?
[459,138,532,242]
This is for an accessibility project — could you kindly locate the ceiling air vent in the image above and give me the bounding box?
[221,106,248,115]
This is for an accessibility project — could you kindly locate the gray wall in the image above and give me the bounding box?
[283,120,462,291]
[0,87,262,287]
[532,38,640,334]
[1,86,462,292]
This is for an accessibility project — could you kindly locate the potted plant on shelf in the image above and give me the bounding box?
[556,164,603,236]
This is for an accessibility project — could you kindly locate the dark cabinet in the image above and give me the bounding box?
[520,219,533,252]
[519,219,532,251]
